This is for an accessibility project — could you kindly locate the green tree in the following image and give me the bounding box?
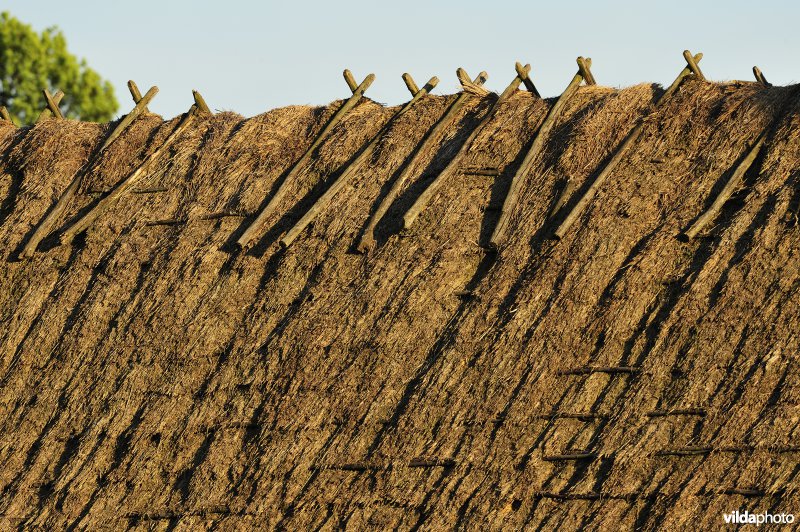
[0,11,118,125]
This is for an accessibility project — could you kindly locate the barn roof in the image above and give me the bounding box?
[0,70,799,529]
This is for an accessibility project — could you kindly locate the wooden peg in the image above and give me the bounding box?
[35,90,64,123]
[558,366,641,376]
[646,408,706,417]
[577,56,596,86]
[682,49,705,80]
[402,73,419,95]
[654,447,711,457]
[343,69,358,93]
[100,86,158,151]
[660,53,702,102]
[126,80,149,114]
[515,61,540,97]
[503,63,530,99]
[42,89,64,119]
[192,90,212,114]
[0,106,12,125]
[236,72,375,249]
[542,452,596,462]
[408,457,456,468]
[356,69,487,252]
[753,66,771,86]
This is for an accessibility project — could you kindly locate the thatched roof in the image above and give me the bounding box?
[0,76,799,529]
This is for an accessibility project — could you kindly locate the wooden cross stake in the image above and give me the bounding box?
[498,63,531,100]
[552,51,703,240]
[101,86,159,152]
[682,49,706,80]
[19,85,160,259]
[515,62,541,97]
[235,70,375,250]
[456,67,490,96]
[35,90,65,123]
[279,73,439,248]
[60,105,200,244]
[402,62,535,230]
[577,56,597,85]
[42,89,64,119]
[490,56,596,249]
[401,73,439,101]
[357,69,488,252]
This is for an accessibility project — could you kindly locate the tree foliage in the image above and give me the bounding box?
[0,12,118,125]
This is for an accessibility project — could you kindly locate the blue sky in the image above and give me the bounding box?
[5,1,797,118]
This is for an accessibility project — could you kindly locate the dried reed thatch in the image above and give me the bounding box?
[0,73,799,530]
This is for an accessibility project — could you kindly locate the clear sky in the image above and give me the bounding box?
[4,0,797,119]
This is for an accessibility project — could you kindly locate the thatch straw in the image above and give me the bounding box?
[0,78,798,530]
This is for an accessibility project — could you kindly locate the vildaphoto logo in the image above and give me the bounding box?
[723,509,795,526]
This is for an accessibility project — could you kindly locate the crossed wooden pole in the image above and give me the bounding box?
[235,69,375,250]
[489,56,596,250]
[59,109,197,243]
[1,89,66,126]
[41,89,64,119]
[279,72,438,248]
[37,90,65,122]
[679,67,785,241]
[356,68,489,252]
[59,90,213,245]
[551,50,705,240]
[19,84,159,259]
[401,62,540,230]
